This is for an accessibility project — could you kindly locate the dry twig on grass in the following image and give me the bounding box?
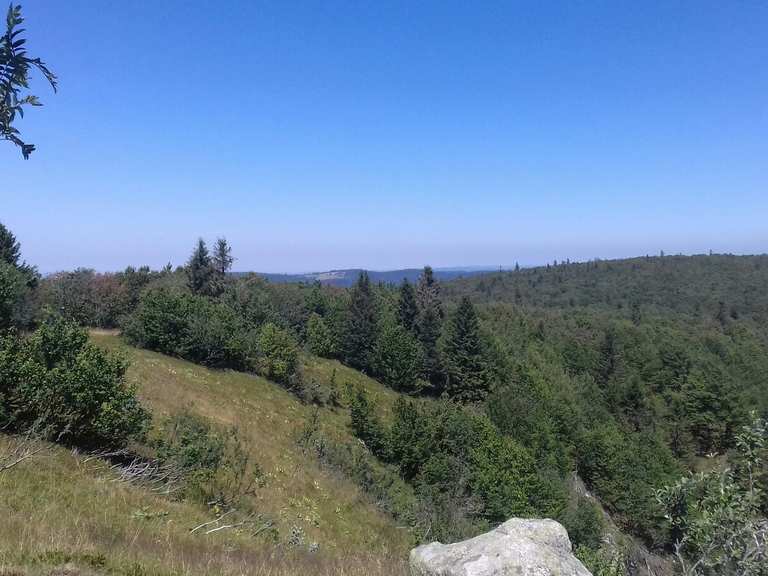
[191,509,274,537]
[0,422,54,475]
[0,434,44,474]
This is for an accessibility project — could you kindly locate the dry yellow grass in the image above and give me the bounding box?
[0,334,411,576]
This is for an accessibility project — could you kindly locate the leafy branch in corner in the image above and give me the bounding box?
[1,3,57,159]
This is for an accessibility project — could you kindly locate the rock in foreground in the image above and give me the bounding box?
[409,518,593,576]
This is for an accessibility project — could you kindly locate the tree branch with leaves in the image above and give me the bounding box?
[657,414,768,576]
[1,3,57,159]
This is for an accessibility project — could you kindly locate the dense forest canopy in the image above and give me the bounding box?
[445,254,768,330]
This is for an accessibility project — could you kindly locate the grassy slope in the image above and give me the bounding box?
[0,334,408,576]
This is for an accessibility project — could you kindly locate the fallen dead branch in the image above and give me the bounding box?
[74,447,184,495]
[190,509,274,537]
[0,435,44,474]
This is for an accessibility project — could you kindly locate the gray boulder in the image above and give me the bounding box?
[410,518,593,576]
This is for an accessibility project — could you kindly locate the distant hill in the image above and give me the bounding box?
[443,253,768,326]
[240,267,495,287]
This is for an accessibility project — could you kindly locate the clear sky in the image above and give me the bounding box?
[2,1,766,273]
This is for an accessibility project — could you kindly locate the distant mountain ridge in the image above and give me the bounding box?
[237,267,497,287]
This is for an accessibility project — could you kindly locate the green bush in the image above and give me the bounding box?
[154,411,258,505]
[0,317,150,448]
[124,288,252,370]
[657,416,768,576]
[574,546,626,576]
[560,497,604,551]
[122,288,196,356]
[306,312,338,358]
[125,289,302,389]
[348,386,387,457]
[257,322,300,385]
[469,426,540,522]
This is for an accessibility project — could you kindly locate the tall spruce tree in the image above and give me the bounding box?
[342,271,379,371]
[0,222,36,329]
[416,267,441,312]
[416,266,443,385]
[397,278,419,333]
[306,281,327,316]
[374,317,424,394]
[186,238,215,295]
[212,237,234,277]
[443,296,491,402]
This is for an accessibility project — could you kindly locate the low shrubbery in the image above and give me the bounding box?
[0,317,149,448]
[123,288,252,369]
[124,288,302,388]
[657,415,768,576]
[257,322,300,385]
[153,411,262,506]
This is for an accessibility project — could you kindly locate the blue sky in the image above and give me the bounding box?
[2,1,766,272]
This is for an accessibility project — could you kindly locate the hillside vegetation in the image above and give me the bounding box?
[3,223,767,576]
[0,332,410,576]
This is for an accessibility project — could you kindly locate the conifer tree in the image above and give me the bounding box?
[416,266,442,315]
[397,278,418,333]
[442,296,491,402]
[349,386,386,456]
[0,222,21,267]
[212,237,234,277]
[305,281,327,316]
[0,222,36,329]
[416,266,443,385]
[374,317,424,394]
[186,238,215,295]
[341,271,378,371]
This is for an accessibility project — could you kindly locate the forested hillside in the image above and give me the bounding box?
[2,223,767,576]
[250,267,490,287]
[445,254,768,329]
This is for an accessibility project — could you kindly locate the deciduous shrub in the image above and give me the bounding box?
[348,386,387,457]
[154,411,259,506]
[306,312,338,358]
[0,317,149,448]
[257,322,300,385]
[578,422,679,546]
[657,415,768,576]
[560,497,604,551]
[123,288,252,369]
